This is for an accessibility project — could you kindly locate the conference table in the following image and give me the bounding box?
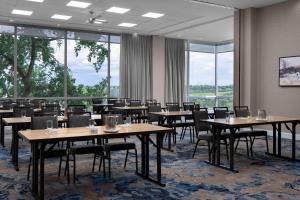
[202,116,300,172]
[19,124,173,200]
[2,114,102,171]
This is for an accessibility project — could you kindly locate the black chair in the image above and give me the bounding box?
[213,107,229,119]
[68,105,86,113]
[192,108,229,160]
[234,106,269,155]
[13,105,34,117]
[41,103,60,116]
[96,114,138,177]
[129,100,144,122]
[148,103,161,123]
[27,116,66,180]
[66,112,105,183]
[1,99,13,110]
[146,99,157,106]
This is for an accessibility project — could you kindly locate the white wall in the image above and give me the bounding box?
[237,0,300,121]
[152,36,165,104]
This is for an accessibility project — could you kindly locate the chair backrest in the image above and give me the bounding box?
[67,112,91,128]
[129,100,142,107]
[234,106,249,117]
[101,114,123,125]
[193,108,211,132]
[30,99,46,109]
[148,103,161,122]
[114,100,125,107]
[13,105,34,117]
[146,99,157,106]
[31,116,58,130]
[92,98,103,104]
[166,102,180,112]
[42,103,60,116]
[2,100,13,110]
[183,102,195,111]
[68,105,86,113]
[213,107,229,119]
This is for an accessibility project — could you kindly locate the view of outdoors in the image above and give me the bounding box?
[0,25,120,103]
[187,42,233,108]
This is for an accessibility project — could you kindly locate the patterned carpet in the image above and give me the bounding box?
[0,126,300,200]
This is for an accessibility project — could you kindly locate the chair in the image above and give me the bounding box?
[68,105,86,113]
[213,107,229,119]
[192,108,229,159]
[66,112,105,183]
[92,98,105,114]
[129,100,144,122]
[41,103,60,116]
[234,106,269,155]
[27,116,66,180]
[1,99,13,110]
[95,114,138,177]
[146,99,157,106]
[148,103,161,123]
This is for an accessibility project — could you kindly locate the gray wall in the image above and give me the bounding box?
[238,0,300,117]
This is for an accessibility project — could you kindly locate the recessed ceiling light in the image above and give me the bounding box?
[11,9,33,16]
[26,0,44,2]
[106,7,130,14]
[67,1,91,8]
[118,23,137,27]
[51,14,72,20]
[142,12,164,18]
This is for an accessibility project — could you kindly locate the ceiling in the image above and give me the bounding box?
[0,0,287,42]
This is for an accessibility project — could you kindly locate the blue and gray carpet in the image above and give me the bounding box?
[0,128,299,200]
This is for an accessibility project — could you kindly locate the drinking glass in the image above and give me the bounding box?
[46,120,53,130]
[125,116,131,126]
[21,110,26,118]
[225,111,231,122]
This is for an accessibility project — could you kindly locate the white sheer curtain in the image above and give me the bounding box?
[165,38,185,104]
[120,34,152,101]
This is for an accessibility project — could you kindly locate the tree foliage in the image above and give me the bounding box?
[0,32,109,98]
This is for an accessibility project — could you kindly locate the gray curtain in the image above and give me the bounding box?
[120,34,152,101]
[165,38,185,104]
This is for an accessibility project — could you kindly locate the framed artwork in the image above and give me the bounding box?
[279,56,300,86]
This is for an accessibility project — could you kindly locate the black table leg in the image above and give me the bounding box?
[292,122,296,160]
[211,125,216,165]
[39,144,45,200]
[0,115,4,147]
[277,123,281,156]
[216,127,221,165]
[32,142,39,195]
[11,125,19,171]
[272,123,277,155]
[229,128,235,171]
[156,133,162,183]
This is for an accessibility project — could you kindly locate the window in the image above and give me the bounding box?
[67,31,109,97]
[16,27,65,97]
[0,23,120,102]
[187,42,233,108]
[0,25,15,98]
[110,35,120,97]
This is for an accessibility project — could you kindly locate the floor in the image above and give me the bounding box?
[0,126,300,200]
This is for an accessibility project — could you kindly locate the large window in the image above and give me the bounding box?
[187,42,233,108]
[0,24,120,102]
[0,25,15,98]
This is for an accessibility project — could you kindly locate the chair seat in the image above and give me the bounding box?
[235,130,267,138]
[69,145,104,155]
[104,142,136,151]
[197,132,229,140]
[44,149,66,158]
[173,122,194,128]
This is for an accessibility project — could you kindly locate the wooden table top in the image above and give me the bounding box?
[149,111,193,117]
[3,114,102,125]
[113,106,148,110]
[19,123,173,142]
[202,116,300,127]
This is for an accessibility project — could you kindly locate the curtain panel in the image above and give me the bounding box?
[165,38,185,104]
[120,34,152,101]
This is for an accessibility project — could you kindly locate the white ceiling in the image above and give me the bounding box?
[0,0,287,42]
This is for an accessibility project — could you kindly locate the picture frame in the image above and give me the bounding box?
[279,55,300,87]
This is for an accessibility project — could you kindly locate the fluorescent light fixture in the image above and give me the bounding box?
[95,19,107,23]
[94,21,102,24]
[106,7,130,14]
[26,0,44,2]
[11,9,33,16]
[51,14,72,20]
[67,1,91,8]
[118,23,137,27]
[142,12,164,18]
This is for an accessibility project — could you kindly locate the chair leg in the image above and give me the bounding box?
[245,137,249,158]
[27,157,32,181]
[135,149,138,173]
[192,139,201,158]
[250,136,255,156]
[124,150,129,168]
[234,138,240,152]
[73,154,76,183]
[58,156,62,176]
[207,141,211,162]
[265,135,269,153]
[92,154,96,172]
[224,139,229,160]
[66,153,70,184]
